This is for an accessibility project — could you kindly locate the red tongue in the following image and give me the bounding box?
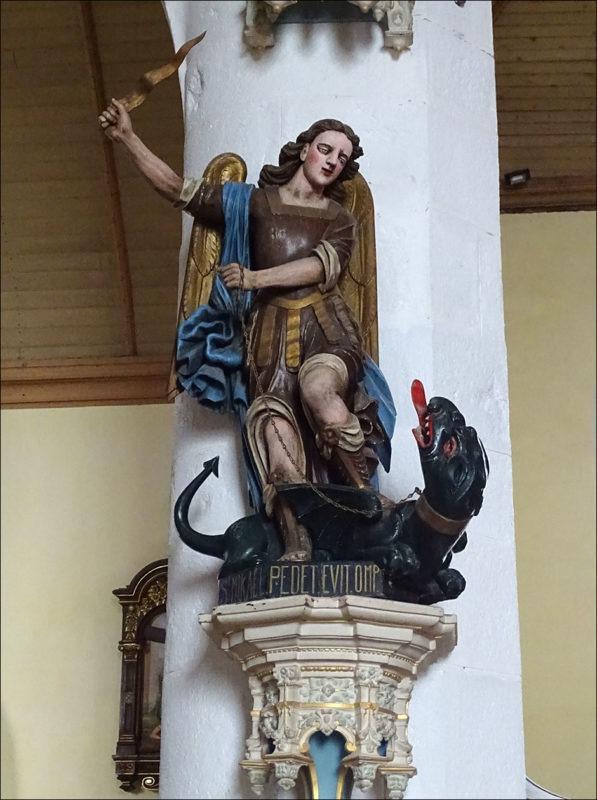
[411,379,428,422]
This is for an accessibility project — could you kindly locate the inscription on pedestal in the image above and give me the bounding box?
[218,561,384,605]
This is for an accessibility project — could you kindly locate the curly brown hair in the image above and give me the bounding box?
[258,119,363,202]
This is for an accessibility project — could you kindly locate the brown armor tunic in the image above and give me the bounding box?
[185,182,377,482]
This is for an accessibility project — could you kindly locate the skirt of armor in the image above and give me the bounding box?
[246,292,383,484]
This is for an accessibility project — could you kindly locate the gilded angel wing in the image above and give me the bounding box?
[180,153,248,318]
[338,173,379,363]
[167,153,247,398]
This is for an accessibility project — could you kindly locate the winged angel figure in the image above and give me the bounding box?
[100,100,396,562]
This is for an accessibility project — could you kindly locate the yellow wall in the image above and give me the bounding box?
[501,211,596,800]
[1,404,174,800]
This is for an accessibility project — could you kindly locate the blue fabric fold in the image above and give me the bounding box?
[362,354,397,472]
[176,181,264,508]
[176,181,255,416]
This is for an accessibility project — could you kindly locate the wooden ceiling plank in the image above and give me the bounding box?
[1,46,90,70]
[496,16,595,29]
[498,112,596,125]
[498,5,595,22]
[2,344,128,362]
[131,286,177,306]
[1,229,111,251]
[497,98,596,112]
[496,60,596,74]
[499,161,596,177]
[500,175,596,214]
[4,323,126,349]
[91,19,171,43]
[497,49,595,63]
[0,106,94,128]
[1,0,182,376]
[0,381,171,409]
[1,270,117,294]
[79,0,137,357]
[0,148,108,175]
[3,193,118,220]
[496,37,596,53]
[2,64,102,91]
[500,146,596,159]
[1,355,170,379]
[500,134,596,147]
[3,180,106,206]
[1,1,80,22]
[498,86,595,99]
[1,251,114,274]
[1,160,116,183]
[4,216,112,242]
[497,72,596,88]
[94,42,177,66]
[1,24,84,48]
[2,307,125,331]
[499,122,596,136]
[494,25,597,40]
[492,0,511,23]
[501,1,596,15]
[1,84,94,108]
[1,288,120,312]
[2,124,104,147]
[91,1,171,26]
[128,266,181,290]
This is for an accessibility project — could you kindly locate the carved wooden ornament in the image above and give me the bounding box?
[112,559,168,793]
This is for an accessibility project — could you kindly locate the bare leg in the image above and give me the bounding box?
[299,364,351,429]
[300,363,372,490]
[264,417,304,483]
[264,416,312,561]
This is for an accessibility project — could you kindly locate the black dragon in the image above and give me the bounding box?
[174,381,489,604]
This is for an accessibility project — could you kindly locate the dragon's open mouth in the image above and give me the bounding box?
[411,379,433,448]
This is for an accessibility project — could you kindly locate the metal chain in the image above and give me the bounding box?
[235,268,416,517]
[396,486,422,506]
[195,259,216,278]
[236,269,377,518]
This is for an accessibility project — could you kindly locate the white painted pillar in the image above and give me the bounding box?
[160,2,525,798]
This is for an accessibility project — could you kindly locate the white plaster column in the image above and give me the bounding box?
[160,2,525,798]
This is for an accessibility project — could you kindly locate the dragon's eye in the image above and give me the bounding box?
[443,436,458,458]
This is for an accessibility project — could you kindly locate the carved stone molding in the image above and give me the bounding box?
[351,1,415,53]
[199,594,456,798]
[244,0,416,54]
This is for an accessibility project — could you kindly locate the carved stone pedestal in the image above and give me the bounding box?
[199,595,456,798]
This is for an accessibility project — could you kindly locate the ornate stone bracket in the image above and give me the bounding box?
[244,1,416,54]
[199,594,456,798]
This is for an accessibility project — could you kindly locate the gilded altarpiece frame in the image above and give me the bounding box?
[113,559,168,792]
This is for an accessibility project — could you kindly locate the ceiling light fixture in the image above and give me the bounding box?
[504,168,531,187]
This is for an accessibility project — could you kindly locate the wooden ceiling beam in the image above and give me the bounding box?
[500,175,596,213]
[1,356,171,408]
[79,0,137,356]
[492,0,512,24]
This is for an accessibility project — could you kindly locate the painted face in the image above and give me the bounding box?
[301,130,353,191]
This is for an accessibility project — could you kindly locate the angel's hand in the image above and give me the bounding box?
[219,263,256,291]
[98,98,133,142]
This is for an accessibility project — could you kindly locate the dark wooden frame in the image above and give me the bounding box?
[113,559,168,792]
